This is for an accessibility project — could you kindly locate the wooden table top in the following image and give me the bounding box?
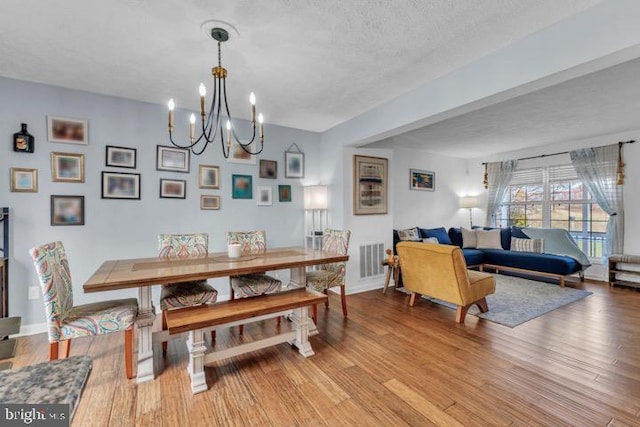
[165,287,328,334]
[83,247,349,293]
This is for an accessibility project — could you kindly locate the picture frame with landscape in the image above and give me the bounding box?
[10,168,37,193]
[410,169,435,191]
[159,179,186,199]
[156,145,190,173]
[199,165,220,189]
[51,152,85,183]
[47,116,88,145]
[51,195,84,226]
[106,145,137,169]
[102,172,141,200]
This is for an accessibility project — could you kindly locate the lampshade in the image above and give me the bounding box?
[460,196,479,209]
[304,186,328,210]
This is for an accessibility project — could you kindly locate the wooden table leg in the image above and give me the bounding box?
[136,286,156,383]
[187,329,207,394]
[290,305,314,357]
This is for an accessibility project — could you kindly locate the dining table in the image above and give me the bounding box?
[83,246,349,383]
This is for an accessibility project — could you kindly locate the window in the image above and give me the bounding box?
[494,165,608,258]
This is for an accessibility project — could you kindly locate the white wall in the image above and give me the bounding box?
[0,77,321,329]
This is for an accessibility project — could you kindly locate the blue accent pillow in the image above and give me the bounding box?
[419,227,452,245]
[448,228,463,247]
[511,226,529,239]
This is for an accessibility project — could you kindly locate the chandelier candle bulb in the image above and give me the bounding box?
[189,114,196,141]
[168,99,175,129]
[250,92,256,123]
[199,83,206,116]
[226,120,232,146]
[258,114,264,139]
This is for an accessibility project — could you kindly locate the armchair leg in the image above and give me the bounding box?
[456,305,470,323]
[49,342,59,361]
[409,292,422,307]
[340,285,348,317]
[60,339,71,358]
[475,297,489,313]
[125,328,134,379]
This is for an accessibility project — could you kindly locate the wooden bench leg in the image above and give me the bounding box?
[290,306,314,357]
[186,328,207,394]
[125,328,134,379]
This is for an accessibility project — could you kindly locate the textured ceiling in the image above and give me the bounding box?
[365,57,640,158]
[0,0,601,136]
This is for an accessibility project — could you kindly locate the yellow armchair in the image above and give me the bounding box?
[396,242,496,323]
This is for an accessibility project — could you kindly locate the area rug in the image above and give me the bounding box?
[421,275,592,328]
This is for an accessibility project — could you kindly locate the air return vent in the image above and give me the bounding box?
[359,243,385,278]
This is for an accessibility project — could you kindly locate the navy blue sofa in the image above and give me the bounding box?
[393,226,585,287]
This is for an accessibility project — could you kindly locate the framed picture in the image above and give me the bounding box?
[199,165,220,189]
[51,152,85,183]
[47,116,88,145]
[232,174,253,199]
[278,185,292,202]
[101,172,141,199]
[200,195,220,210]
[259,159,277,179]
[10,168,38,192]
[410,169,435,191]
[257,186,273,206]
[156,145,190,173]
[160,179,186,199]
[285,150,304,178]
[51,195,84,226]
[228,140,257,165]
[353,155,388,215]
[106,145,137,168]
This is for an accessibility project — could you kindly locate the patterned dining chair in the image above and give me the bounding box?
[306,229,351,323]
[29,241,138,379]
[158,233,218,352]
[225,230,282,334]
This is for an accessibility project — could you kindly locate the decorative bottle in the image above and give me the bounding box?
[13,123,34,153]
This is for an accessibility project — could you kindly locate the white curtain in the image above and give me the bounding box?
[570,144,623,257]
[485,160,517,227]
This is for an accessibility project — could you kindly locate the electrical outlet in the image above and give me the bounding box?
[28,286,40,300]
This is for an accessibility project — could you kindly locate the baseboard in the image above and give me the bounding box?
[16,322,47,337]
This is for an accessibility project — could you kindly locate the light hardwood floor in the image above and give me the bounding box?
[10,279,640,426]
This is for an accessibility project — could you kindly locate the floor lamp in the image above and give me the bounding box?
[304,186,328,245]
[460,196,479,228]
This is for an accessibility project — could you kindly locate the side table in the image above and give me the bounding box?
[608,254,640,289]
[382,249,401,294]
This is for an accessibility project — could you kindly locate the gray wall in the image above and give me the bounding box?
[0,77,321,329]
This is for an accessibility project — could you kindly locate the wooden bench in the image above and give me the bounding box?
[165,288,327,394]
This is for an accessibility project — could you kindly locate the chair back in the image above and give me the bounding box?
[226,231,267,255]
[396,242,472,306]
[158,233,208,258]
[29,241,74,341]
[320,229,351,280]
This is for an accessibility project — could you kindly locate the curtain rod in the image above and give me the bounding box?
[481,140,635,165]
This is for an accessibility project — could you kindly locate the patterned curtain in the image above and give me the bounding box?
[484,160,517,227]
[570,144,623,256]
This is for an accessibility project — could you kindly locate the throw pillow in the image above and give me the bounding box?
[475,229,503,250]
[511,237,544,253]
[419,227,453,245]
[422,237,439,244]
[461,228,477,248]
[397,227,421,241]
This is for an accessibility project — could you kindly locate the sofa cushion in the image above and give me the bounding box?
[481,249,580,275]
[511,226,529,239]
[461,248,485,266]
[511,237,544,253]
[448,228,463,247]
[419,227,453,245]
[475,230,503,250]
[483,227,512,250]
[397,227,421,241]
[461,228,477,248]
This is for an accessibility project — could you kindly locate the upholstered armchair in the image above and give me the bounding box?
[29,241,138,378]
[158,233,218,352]
[225,231,282,333]
[396,242,496,323]
[306,229,351,323]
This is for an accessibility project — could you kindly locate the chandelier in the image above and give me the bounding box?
[167,27,264,157]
